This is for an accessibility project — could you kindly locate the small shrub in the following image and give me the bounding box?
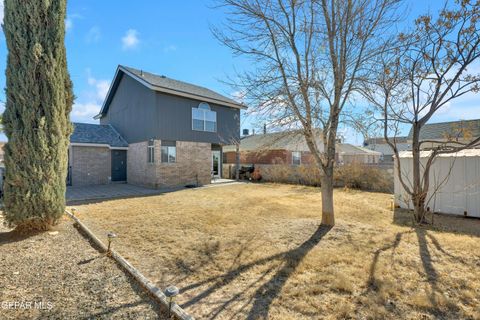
[334,163,393,193]
[253,163,393,193]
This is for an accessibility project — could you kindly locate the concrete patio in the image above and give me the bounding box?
[66,179,239,202]
[66,183,176,202]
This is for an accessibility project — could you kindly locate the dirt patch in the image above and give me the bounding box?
[74,183,480,319]
[0,215,166,319]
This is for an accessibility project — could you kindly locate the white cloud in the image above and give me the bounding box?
[122,29,140,50]
[71,70,111,123]
[163,45,177,53]
[65,18,73,31]
[85,26,101,43]
[231,90,247,104]
[86,69,110,101]
[71,102,101,121]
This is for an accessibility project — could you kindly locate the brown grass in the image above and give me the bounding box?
[73,183,480,319]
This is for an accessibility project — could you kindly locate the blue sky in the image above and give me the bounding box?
[0,0,478,144]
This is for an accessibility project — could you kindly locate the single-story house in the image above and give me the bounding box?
[337,144,382,165]
[223,131,381,166]
[67,65,246,187]
[363,137,411,163]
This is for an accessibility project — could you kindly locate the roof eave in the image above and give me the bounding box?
[119,65,247,110]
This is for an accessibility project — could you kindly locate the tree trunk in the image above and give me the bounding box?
[411,123,427,224]
[320,168,335,226]
[413,194,427,224]
[235,142,240,180]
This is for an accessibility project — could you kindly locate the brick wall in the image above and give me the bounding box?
[70,146,111,186]
[128,140,211,189]
[157,141,211,188]
[127,141,157,188]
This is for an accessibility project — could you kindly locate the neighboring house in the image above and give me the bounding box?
[337,144,382,165]
[68,65,245,188]
[364,137,411,163]
[223,131,381,166]
[407,119,480,150]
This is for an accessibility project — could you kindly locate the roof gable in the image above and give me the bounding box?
[96,65,246,119]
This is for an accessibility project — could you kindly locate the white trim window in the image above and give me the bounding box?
[147,139,155,163]
[292,151,301,165]
[192,102,217,132]
[161,140,176,163]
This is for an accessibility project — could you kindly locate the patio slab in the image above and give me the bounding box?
[66,183,178,203]
[66,180,242,203]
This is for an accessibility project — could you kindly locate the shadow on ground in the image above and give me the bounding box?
[367,216,469,318]
[0,229,40,246]
[179,225,332,319]
[393,208,480,237]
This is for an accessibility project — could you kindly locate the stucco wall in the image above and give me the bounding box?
[128,140,211,189]
[70,146,111,186]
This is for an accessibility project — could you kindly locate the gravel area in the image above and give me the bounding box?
[0,215,166,319]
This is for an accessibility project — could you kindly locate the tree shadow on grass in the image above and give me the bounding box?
[393,208,480,237]
[180,225,332,319]
[367,231,410,291]
[366,226,462,318]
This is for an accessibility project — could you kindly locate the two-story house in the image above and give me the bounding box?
[68,65,245,188]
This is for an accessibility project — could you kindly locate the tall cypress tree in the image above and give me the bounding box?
[3,0,73,231]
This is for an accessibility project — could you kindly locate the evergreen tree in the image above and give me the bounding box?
[2,0,73,231]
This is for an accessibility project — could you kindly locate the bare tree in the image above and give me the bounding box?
[363,1,480,224]
[213,0,400,225]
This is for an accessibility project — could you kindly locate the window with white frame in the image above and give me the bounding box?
[292,151,301,165]
[192,102,216,132]
[161,140,176,163]
[147,140,155,163]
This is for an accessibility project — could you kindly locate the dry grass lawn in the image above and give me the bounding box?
[73,183,480,319]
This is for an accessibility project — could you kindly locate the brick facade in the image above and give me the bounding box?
[69,146,111,186]
[127,141,157,188]
[128,140,211,189]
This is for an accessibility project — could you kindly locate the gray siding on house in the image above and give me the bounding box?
[100,73,240,145]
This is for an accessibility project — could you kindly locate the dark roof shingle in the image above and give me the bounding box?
[408,119,480,140]
[70,123,128,147]
[121,66,243,108]
[223,130,380,155]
